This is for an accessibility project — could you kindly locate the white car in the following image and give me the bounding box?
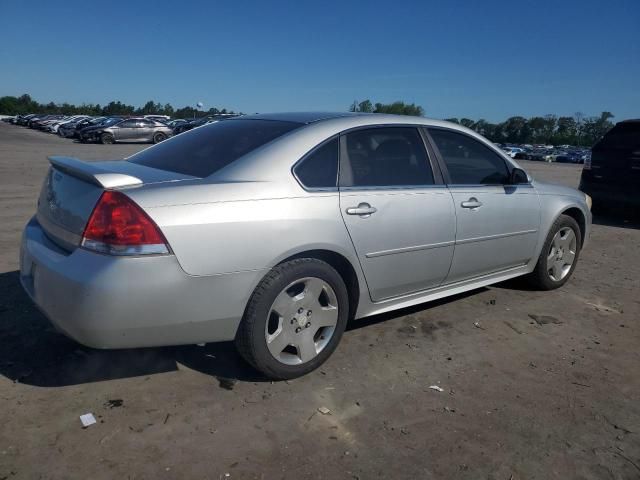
[502,147,524,158]
[49,115,90,133]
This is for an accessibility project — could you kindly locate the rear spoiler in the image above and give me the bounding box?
[48,156,143,189]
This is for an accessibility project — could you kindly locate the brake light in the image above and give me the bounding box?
[81,191,169,255]
[583,155,591,170]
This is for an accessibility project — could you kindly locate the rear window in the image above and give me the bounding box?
[128,119,301,177]
[595,123,640,151]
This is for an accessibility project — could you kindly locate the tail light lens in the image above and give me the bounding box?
[81,191,170,255]
[583,154,591,170]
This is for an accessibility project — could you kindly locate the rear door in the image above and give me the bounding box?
[427,127,540,283]
[135,119,156,141]
[338,126,456,301]
[113,119,138,141]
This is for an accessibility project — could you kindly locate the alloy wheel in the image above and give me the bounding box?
[546,227,577,281]
[264,277,339,365]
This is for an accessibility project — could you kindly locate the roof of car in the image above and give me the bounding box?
[237,112,365,124]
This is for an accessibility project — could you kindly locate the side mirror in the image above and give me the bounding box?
[509,167,529,185]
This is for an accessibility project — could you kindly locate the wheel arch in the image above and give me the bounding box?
[559,207,586,244]
[278,249,361,321]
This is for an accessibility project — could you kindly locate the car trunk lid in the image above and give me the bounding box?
[37,156,197,251]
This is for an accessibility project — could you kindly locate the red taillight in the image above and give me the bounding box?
[81,191,169,255]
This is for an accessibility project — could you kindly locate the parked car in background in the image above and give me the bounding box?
[502,146,524,158]
[144,114,171,122]
[79,117,172,144]
[167,119,188,129]
[30,115,65,129]
[172,114,240,135]
[48,115,90,134]
[58,116,97,137]
[19,112,592,379]
[580,119,640,210]
[555,151,584,164]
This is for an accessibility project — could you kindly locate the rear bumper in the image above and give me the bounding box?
[20,217,264,349]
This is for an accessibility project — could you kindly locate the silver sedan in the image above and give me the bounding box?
[20,112,592,379]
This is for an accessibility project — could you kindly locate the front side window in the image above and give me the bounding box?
[294,138,338,189]
[118,120,137,128]
[128,119,301,177]
[339,127,434,187]
[429,129,510,185]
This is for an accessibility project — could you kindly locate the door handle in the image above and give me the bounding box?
[346,203,377,217]
[461,197,483,209]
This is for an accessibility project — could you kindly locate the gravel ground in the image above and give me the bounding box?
[0,122,639,480]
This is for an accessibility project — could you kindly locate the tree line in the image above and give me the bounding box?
[443,112,615,147]
[0,94,236,119]
[350,99,616,147]
[1,93,616,147]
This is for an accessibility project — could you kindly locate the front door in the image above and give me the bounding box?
[427,127,540,283]
[339,127,456,301]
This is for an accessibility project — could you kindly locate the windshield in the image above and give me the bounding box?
[128,119,302,177]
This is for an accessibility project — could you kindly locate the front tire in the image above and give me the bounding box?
[526,214,582,290]
[236,259,349,380]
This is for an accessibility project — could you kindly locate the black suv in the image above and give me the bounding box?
[580,120,640,210]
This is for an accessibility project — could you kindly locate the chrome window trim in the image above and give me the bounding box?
[447,183,534,189]
[339,184,448,192]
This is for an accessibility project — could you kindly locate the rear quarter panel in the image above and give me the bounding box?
[134,189,360,277]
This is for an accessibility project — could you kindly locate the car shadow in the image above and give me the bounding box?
[0,270,264,386]
[0,269,488,387]
[592,211,640,230]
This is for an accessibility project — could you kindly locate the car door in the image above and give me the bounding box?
[135,119,156,141]
[426,127,540,283]
[113,119,138,141]
[339,126,456,302]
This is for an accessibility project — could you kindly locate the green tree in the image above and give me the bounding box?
[459,118,475,129]
[374,101,424,116]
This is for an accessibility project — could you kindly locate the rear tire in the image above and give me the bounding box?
[526,214,582,290]
[100,133,115,145]
[236,259,349,380]
[153,132,167,144]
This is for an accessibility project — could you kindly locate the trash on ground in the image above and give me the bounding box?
[318,406,331,415]
[104,399,123,409]
[473,322,486,330]
[80,413,97,428]
[429,385,444,392]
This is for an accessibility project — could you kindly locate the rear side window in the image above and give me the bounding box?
[294,138,339,189]
[128,119,301,177]
[429,128,510,185]
[339,127,434,187]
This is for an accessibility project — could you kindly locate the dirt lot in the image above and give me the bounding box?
[0,122,639,480]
